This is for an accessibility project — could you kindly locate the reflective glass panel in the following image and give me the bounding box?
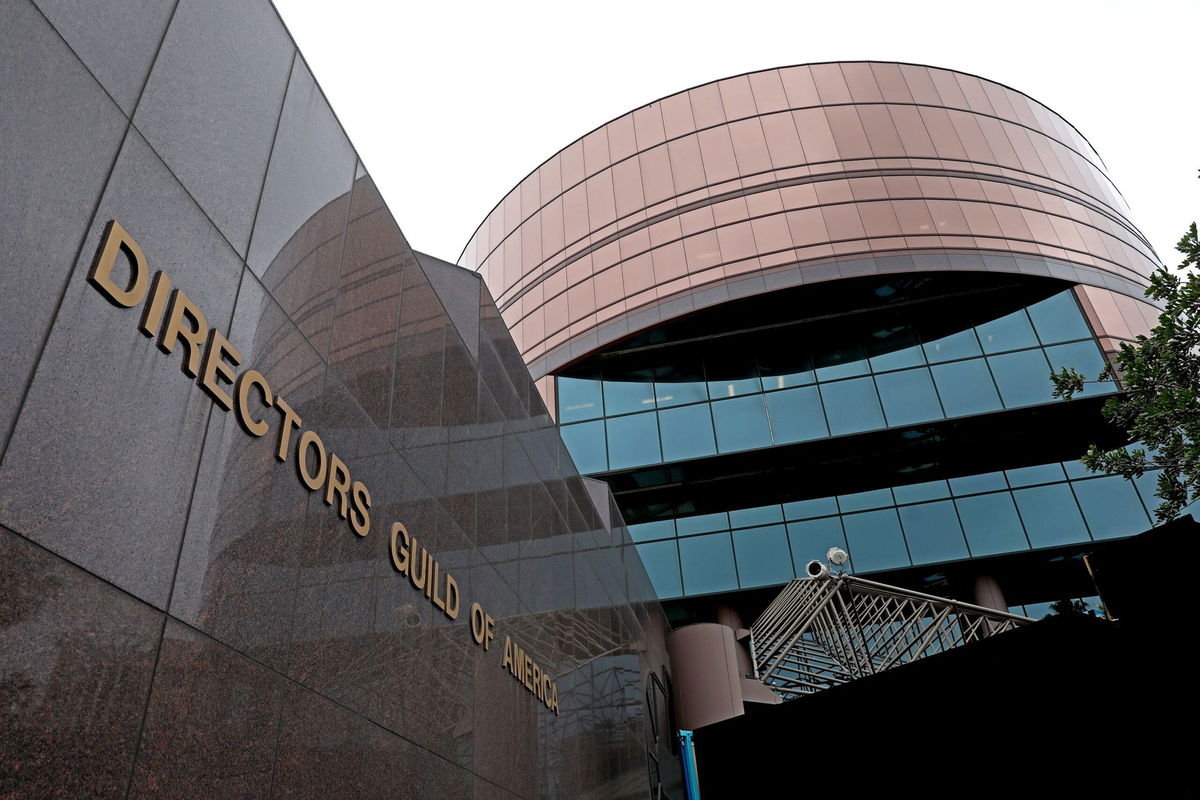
[949,472,1007,495]
[628,519,675,542]
[658,404,717,462]
[837,488,893,513]
[930,359,1002,417]
[1013,484,1090,547]
[866,325,924,372]
[676,512,730,536]
[842,509,910,572]
[923,328,982,363]
[603,376,656,415]
[561,421,607,473]
[899,500,970,564]
[557,376,604,422]
[1005,463,1066,487]
[976,309,1038,353]
[876,368,944,426]
[956,493,1028,556]
[758,351,814,389]
[606,412,661,469]
[1133,469,1163,512]
[1027,290,1091,344]
[733,525,795,588]
[636,540,683,598]
[783,497,839,520]
[729,505,784,528]
[679,533,739,595]
[987,349,1054,407]
[820,377,885,435]
[893,480,951,504]
[1071,476,1151,540]
[654,363,709,407]
[707,377,761,399]
[765,386,828,444]
[787,517,848,573]
[1045,341,1111,398]
[712,395,772,452]
[815,341,869,380]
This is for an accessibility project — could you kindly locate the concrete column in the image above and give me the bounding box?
[973,574,1008,613]
[666,623,745,730]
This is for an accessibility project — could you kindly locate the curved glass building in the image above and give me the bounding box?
[460,62,1163,620]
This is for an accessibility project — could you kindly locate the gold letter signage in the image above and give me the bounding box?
[88,221,559,714]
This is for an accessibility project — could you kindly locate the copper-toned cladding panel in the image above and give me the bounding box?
[460,63,1159,379]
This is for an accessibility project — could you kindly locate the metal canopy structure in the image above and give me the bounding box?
[749,573,1033,700]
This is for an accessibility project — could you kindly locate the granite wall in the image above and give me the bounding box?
[0,1,678,797]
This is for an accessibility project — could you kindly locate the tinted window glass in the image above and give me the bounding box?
[787,517,849,573]
[603,376,656,414]
[733,525,795,588]
[893,480,951,504]
[876,368,944,426]
[930,359,1002,417]
[676,512,730,536]
[606,412,661,469]
[976,309,1038,353]
[820,377,885,435]
[949,472,1007,495]
[842,509,910,572]
[837,488,893,513]
[635,540,682,598]
[658,404,717,462]
[898,500,969,564]
[654,363,709,407]
[765,385,828,444]
[783,497,839,520]
[1045,341,1112,398]
[679,533,738,595]
[1005,463,1066,487]
[814,340,869,380]
[729,505,784,528]
[758,350,814,389]
[1013,484,1090,547]
[987,349,1053,407]
[707,377,761,399]
[956,493,1028,556]
[628,519,675,542]
[1071,476,1151,540]
[561,421,607,473]
[923,328,982,363]
[1027,290,1091,344]
[557,376,604,422]
[712,395,772,452]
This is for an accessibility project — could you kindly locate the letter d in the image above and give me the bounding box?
[89,220,148,308]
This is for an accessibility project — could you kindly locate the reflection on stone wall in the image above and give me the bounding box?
[0,1,677,796]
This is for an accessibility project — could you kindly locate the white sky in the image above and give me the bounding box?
[274,0,1197,268]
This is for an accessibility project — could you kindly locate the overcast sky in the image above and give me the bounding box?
[274,0,1197,269]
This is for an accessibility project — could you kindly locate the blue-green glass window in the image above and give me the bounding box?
[987,349,1053,408]
[876,368,944,426]
[707,377,761,399]
[658,404,717,462]
[815,340,869,381]
[729,505,784,528]
[678,533,738,595]
[1023,601,1056,620]
[1071,476,1151,540]
[820,377,885,436]
[949,472,1007,495]
[783,497,839,521]
[976,309,1038,353]
[923,328,982,363]
[628,519,675,543]
[1005,463,1066,487]
[869,344,925,372]
[893,480,951,504]
[557,376,604,422]
[561,421,607,473]
[606,412,661,469]
[1013,484,1090,547]
[1027,290,1091,344]
[765,386,828,444]
[603,376,656,415]
[758,351,814,390]
[899,501,969,564]
[635,540,682,598]
[842,509,910,572]
[1045,341,1111,398]
[956,493,1028,556]
[653,362,709,407]
[712,395,772,452]
[930,359,1002,417]
[1063,459,1093,479]
[676,512,729,536]
[787,517,849,573]
[733,525,795,588]
[867,324,924,372]
[837,488,893,513]
[1133,469,1163,511]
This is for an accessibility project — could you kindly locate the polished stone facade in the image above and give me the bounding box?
[0,1,677,797]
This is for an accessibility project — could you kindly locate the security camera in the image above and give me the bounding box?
[805,560,830,579]
[827,547,849,567]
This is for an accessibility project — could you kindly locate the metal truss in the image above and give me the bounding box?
[749,573,1033,700]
